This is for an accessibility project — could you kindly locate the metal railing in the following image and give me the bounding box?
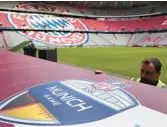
[0,27,167,34]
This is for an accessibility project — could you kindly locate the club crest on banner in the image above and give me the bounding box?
[7,3,89,46]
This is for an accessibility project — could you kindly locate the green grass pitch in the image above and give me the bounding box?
[58,47,167,84]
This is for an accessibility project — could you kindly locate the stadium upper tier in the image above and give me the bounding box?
[0,2,167,32]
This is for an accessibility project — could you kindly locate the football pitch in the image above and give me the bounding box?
[58,47,167,84]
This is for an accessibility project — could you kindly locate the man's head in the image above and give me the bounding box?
[140,57,162,86]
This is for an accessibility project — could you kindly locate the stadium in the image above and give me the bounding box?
[0,1,167,83]
[0,1,167,127]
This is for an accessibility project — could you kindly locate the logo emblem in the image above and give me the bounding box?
[0,79,139,126]
[7,3,89,46]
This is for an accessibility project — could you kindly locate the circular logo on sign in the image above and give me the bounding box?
[7,3,89,46]
[0,80,139,126]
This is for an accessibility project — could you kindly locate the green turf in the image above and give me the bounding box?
[58,47,167,84]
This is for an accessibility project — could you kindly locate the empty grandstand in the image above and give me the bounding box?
[0,1,167,48]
